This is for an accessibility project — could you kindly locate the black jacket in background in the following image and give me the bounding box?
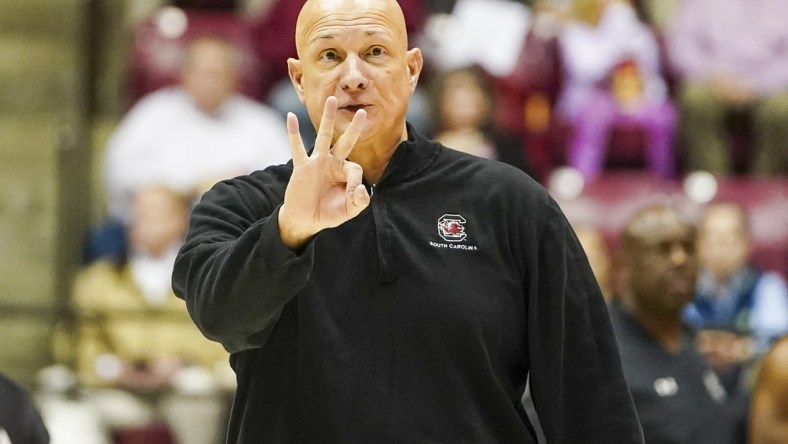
[609,300,740,444]
[173,126,643,443]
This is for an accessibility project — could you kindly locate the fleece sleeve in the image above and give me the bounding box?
[525,205,644,443]
[172,174,314,353]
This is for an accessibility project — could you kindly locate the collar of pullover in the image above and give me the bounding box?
[371,123,442,189]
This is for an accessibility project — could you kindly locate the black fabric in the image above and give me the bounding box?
[609,300,739,444]
[0,373,49,444]
[173,126,643,443]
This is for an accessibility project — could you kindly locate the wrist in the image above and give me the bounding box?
[277,205,315,250]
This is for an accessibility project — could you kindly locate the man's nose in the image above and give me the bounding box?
[340,55,368,91]
[669,243,691,266]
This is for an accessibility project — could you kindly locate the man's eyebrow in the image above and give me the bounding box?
[310,33,335,45]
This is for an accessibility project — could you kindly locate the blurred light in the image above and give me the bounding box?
[683,171,718,204]
[95,353,122,381]
[173,365,219,396]
[156,7,188,39]
[37,364,78,394]
[549,167,585,200]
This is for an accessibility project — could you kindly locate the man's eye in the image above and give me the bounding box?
[320,50,338,61]
[368,46,385,57]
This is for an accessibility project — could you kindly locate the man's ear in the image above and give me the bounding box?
[405,48,423,94]
[287,58,306,103]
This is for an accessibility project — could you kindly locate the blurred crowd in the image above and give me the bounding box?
[2,0,786,443]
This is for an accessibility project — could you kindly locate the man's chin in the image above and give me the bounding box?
[336,116,373,136]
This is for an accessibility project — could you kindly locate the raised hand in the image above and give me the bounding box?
[278,96,370,249]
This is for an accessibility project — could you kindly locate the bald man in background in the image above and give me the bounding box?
[609,205,739,444]
[173,0,643,442]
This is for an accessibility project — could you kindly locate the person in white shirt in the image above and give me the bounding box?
[104,35,291,221]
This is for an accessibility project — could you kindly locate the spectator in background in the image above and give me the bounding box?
[684,202,788,394]
[427,65,531,173]
[0,372,50,444]
[669,0,788,176]
[609,205,738,444]
[749,336,788,444]
[104,34,290,222]
[557,0,676,180]
[73,187,231,444]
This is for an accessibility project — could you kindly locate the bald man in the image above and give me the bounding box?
[609,205,738,444]
[173,1,643,442]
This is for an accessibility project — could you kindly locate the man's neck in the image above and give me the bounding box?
[624,299,684,353]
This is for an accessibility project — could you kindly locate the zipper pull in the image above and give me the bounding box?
[370,184,375,198]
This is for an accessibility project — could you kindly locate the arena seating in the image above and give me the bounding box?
[554,172,788,278]
[127,4,262,107]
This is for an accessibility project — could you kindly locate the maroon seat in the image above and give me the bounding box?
[555,173,788,278]
[172,0,236,9]
[496,30,563,183]
[112,424,175,444]
[127,6,262,107]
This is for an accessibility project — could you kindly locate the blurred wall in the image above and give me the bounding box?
[0,0,96,385]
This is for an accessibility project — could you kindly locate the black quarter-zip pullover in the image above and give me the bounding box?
[173,126,644,443]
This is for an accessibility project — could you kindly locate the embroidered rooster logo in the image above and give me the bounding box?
[438,214,467,242]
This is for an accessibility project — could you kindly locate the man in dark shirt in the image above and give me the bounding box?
[609,205,738,443]
[172,0,644,442]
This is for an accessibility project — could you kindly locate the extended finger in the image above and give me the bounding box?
[315,96,338,155]
[331,108,367,161]
[287,113,308,165]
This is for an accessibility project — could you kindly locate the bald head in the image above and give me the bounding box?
[180,36,239,112]
[286,0,422,154]
[698,202,749,239]
[622,206,693,254]
[697,202,750,280]
[295,0,409,57]
[620,205,697,316]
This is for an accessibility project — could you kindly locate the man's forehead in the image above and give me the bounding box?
[626,208,693,245]
[301,0,398,16]
[701,204,746,232]
[296,0,406,51]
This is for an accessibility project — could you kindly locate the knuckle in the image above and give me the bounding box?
[345,162,361,172]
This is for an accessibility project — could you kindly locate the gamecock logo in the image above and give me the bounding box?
[437,214,467,242]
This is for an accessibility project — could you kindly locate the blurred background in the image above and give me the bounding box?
[0,0,786,442]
